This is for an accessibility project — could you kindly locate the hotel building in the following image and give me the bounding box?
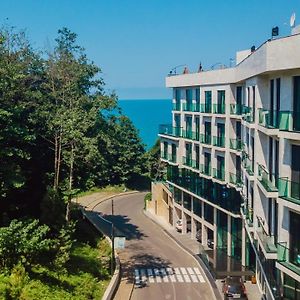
[151,32,300,299]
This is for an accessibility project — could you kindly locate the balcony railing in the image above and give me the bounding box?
[213,136,225,148]
[242,156,254,176]
[213,103,225,114]
[241,205,253,226]
[230,104,243,115]
[200,163,211,176]
[182,130,199,141]
[257,164,278,192]
[192,160,200,170]
[159,124,182,137]
[182,103,200,112]
[213,168,225,181]
[182,156,193,168]
[229,172,243,188]
[200,103,212,113]
[172,102,181,111]
[277,242,300,276]
[160,151,168,160]
[229,138,243,151]
[200,133,211,145]
[278,177,300,205]
[257,218,277,253]
[168,153,177,163]
[258,109,280,129]
[242,106,254,123]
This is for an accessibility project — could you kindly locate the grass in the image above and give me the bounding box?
[0,218,112,300]
[77,184,129,197]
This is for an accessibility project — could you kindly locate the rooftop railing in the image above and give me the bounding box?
[257,164,278,192]
[278,177,300,205]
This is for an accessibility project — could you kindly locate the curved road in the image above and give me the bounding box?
[94,192,214,300]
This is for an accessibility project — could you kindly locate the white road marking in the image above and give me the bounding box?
[147,268,155,283]
[197,274,205,283]
[187,267,198,282]
[140,269,147,283]
[160,268,169,282]
[134,269,140,285]
[180,267,187,274]
[174,267,184,282]
[154,268,162,283]
[193,267,201,275]
[167,268,176,282]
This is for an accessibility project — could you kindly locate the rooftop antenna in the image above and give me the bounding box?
[290,12,296,28]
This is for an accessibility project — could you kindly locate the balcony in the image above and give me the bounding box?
[258,109,279,129]
[230,104,242,115]
[242,156,254,176]
[168,153,177,164]
[192,160,200,170]
[200,103,212,114]
[172,102,181,111]
[159,124,182,138]
[229,172,243,188]
[160,151,168,160]
[213,103,225,114]
[182,103,200,112]
[182,129,199,141]
[229,138,243,151]
[182,156,193,168]
[278,177,300,206]
[257,218,277,255]
[242,106,254,123]
[277,242,300,277]
[213,136,225,148]
[241,205,253,227]
[200,133,212,145]
[213,168,225,181]
[257,164,278,193]
[200,163,211,176]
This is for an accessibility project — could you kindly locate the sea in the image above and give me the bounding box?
[118,99,172,150]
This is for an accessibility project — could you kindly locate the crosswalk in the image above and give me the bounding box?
[134,267,205,285]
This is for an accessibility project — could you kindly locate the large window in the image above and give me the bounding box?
[204,203,214,224]
[183,192,192,211]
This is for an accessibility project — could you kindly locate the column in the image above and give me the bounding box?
[227,214,232,256]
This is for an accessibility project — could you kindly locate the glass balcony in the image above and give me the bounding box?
[230,104,243,115]
[258,109,280,129]
[213,168,225,181]
[192,160,200,170]
[159,124,182,137]
[229,138,243,151]
[278,177,300,205]
[213,103,225,114]
[183,156,193,168]
[182,103,200,112]
[229,172,243,188]
[200,133,212,145]
[200,103,212,113]
[279,111,300,132]
[172,102,181,111]
[168,153,177,163]
[277,242,300,276]
[257,164,278,192]
[160,151,168,160]
[200,163,211,176]
[257,218,277,253]
[242,156,254,176]
[241,205,253,226]
[213,136,225,148]
[182,130,199,141]
[242,106,254,123]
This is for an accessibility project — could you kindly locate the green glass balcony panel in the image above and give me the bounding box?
[242,205,253,226]
[172,102,181,111]
[242,156,254,176]
[213,168,225,181]
[183,156,193,167]
[182,103,200,112]
[192,160,200,170]
[258,164,278,192]
[213,103,225,114]
[213,136,225,147]
[168,153,177,163]
[200,133,211,145]
[258,109,281,129]
[277,242,300,276]
[200,163,211,176]
[229,138,243,151]
[161,151,168,160]
[159,124,182,137]
[229,172,243,187]
[242,106,254,123]
[278,177,300,205]
[200,103,212,113]
[182,130,199,141]
[230,104,242,115]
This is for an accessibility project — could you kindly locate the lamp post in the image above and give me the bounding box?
[111,198,115,275]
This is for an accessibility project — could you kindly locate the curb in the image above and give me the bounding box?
[143,209,222,300]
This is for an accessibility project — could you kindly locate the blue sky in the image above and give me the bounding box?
[1,0,300,99]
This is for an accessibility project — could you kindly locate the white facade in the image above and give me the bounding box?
[159,33,300,300]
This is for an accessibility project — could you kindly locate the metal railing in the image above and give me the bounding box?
[213,103,225,114]
[257,218,277,253]
[230,104,243,115]
[229,138,243,151]
[278,177,300,205]
[159,124,182,137]
[229,172,243,188]
[213,136,225,148]
[213,168,225,181]
[277,242,300,276]
[257,164,278,192]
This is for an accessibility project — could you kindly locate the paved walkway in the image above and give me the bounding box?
[145,208,262,300]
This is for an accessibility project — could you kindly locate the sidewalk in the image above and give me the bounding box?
[144,208,261,300]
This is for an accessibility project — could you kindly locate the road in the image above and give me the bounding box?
[93,192,215,300]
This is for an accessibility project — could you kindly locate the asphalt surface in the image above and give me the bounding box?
[93,192,215,300]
